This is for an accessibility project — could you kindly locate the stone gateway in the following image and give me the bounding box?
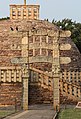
[0,0,81,111]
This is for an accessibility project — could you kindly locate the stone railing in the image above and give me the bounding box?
[60,79,81,100]
[10,5,40,20]
[0,66,81,100]
[29,67,53,90]
[60,70,81,100]
[0,67,22,82]
[60,70,81,83]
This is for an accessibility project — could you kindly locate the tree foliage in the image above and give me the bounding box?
[52,18,81,53]
[0,17,10,21]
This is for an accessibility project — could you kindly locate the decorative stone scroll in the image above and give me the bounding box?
[60,57,71,64]
[60,44,71,50]
[60,30,71,37]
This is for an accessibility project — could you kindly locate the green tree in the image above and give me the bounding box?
[52,18,81,53]
[0,17,10,21]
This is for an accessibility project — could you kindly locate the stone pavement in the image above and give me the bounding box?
[4,104,56,119]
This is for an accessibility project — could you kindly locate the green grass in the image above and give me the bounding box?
[58,108,81,119]
[0,110,14,118]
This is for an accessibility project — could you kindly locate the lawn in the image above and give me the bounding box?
[0,110,15,118]
[58,108,81,119]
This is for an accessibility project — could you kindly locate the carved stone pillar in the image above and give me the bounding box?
[22,32,29,110]
[52,32,60,111]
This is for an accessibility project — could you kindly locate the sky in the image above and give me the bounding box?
[0,0,81,23]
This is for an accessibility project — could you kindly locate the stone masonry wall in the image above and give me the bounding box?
[0,82,22,107]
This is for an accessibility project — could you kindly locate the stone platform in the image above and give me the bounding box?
[4,104,56,119]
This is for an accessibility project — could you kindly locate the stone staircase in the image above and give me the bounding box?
[28,84,53,104]
[29,67,81,105]
[29,67,53,104]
